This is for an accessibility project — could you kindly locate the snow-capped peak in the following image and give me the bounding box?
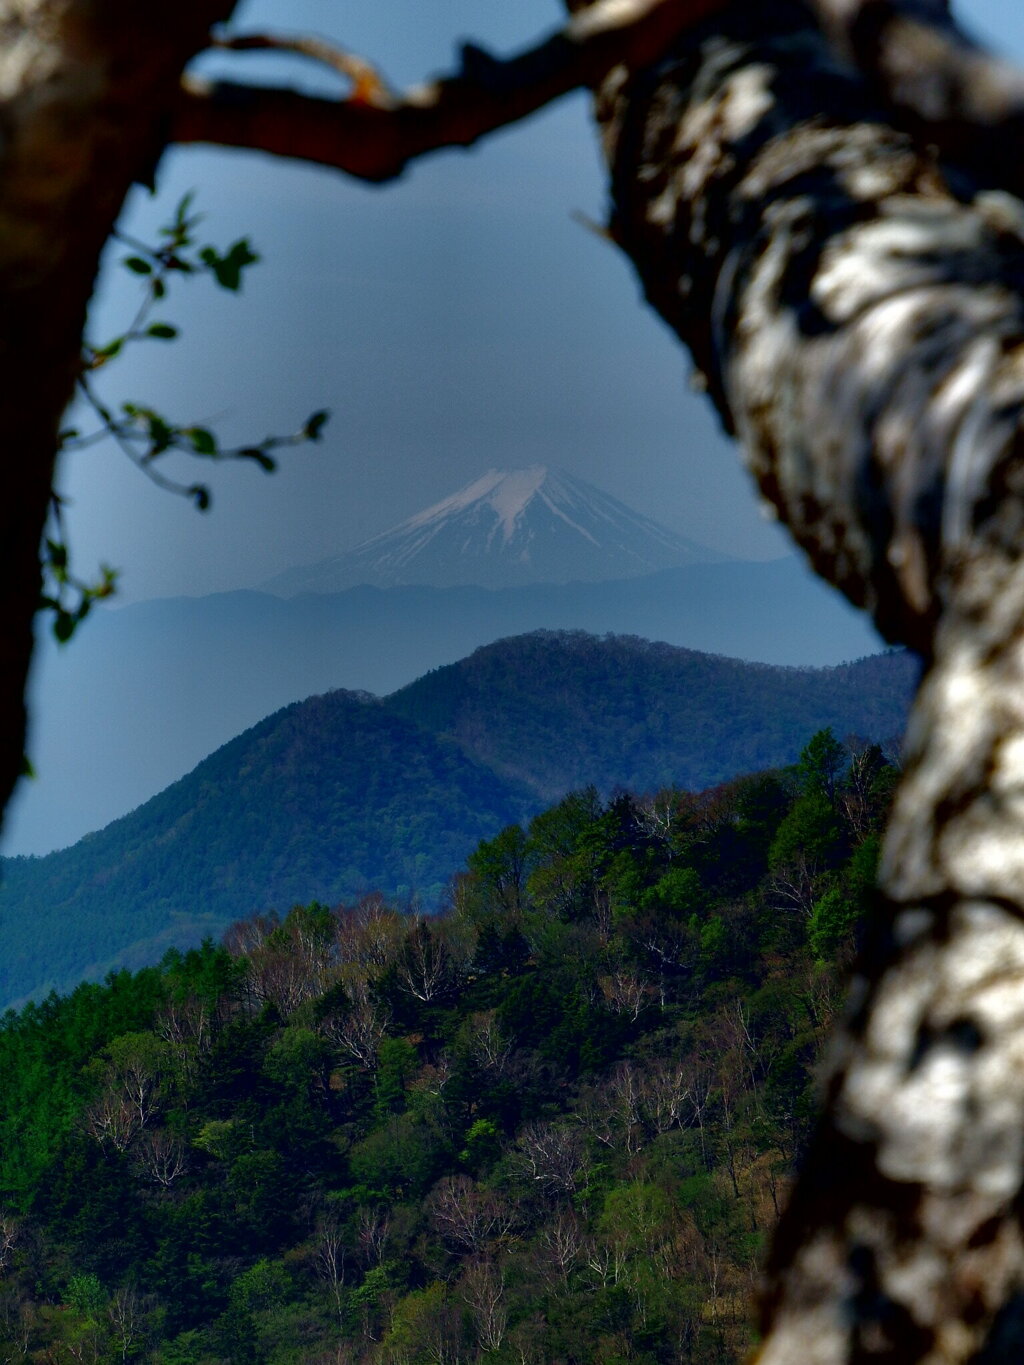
[261,467,722,596]
[393,467,550,545]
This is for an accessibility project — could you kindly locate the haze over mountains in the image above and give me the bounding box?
[6,470,884,858]
[261,466,721,595]
[0,631,918,1009]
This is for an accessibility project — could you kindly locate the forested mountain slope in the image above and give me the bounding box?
[8,556,882,859]
[0,735,892,1364]
[0,633,917,1009]
[0,693,526,1007]
[387,632,918,802]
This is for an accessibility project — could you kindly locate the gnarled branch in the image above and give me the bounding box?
[173,0,730,181]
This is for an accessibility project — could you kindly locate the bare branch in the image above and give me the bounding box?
[211,32,396,105]
[173,0,729,181]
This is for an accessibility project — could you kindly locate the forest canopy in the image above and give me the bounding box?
[0,734,892,1363]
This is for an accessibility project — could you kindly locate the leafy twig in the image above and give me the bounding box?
[39,193,330,642]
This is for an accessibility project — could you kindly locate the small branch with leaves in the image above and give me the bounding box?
[41,192,329,644]
[39,495,118,645]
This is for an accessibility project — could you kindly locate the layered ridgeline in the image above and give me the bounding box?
[0,632,918,1008]
[0,693,528,1009]
[260,466,721,594]
[7,471,881,859]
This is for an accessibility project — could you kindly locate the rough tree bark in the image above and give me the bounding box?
[585,5,1024,1359]
[6,0,1024,1360]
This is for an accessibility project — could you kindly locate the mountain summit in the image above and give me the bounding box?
[262,466,721,594]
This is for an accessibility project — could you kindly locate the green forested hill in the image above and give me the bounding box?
[0,735,892,1364]
[0,632,917,1008]
[0,692,527,1007]
[386,632,918,801]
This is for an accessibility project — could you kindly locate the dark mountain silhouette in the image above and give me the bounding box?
[387,632,918,803]
[0,691,527,1008]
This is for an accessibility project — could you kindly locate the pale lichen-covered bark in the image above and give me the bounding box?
[584,3,1024,1359]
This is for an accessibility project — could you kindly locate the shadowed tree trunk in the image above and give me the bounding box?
[0,0,237,816]
[5,1,1024,1359]
[582,6,1024,1358]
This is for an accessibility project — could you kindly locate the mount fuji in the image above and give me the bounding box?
[261,466,722,595]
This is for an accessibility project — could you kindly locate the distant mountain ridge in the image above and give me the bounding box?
[6,558,884,858]
[0,630,918,1008]
[261,466,721,594]
[389,632,919,804]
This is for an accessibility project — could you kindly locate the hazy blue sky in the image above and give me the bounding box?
[54,0,1022,604]
[9,0,1020,860]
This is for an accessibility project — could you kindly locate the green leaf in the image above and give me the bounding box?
[145,413,174,456]
[186,427,218,456]
[238,447,276,472]
[200,238,260,291]
[151,277,166,299]
[304,409,330,441]
[45,539,67,572]
[189,484,211,511]
[123,255,152,275]
[20,753,35,780]
[164,191,199,243]
[92,336,124,363]
[146,322,178,340]
[53,612,75,643]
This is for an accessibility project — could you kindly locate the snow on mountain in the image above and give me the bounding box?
[262,466,723,595]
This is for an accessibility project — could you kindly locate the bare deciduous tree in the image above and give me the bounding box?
[459,1257,509,1354]
[319,974,391,1072]
[133,1128,190,1188]
[539,1207,585,1287]
[427,1175,517,1255]
[515,1120,592,1197]
[312,1216,348,1327]
[0,1209,18,1274]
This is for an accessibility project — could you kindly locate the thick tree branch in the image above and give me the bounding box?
[173,0,730,181]
[173,0,1024,208]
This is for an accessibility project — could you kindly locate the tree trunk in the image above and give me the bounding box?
[585,4,1024,1359]
[0,0,235,821]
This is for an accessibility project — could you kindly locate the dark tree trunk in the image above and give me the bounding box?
[0,0,236,821]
